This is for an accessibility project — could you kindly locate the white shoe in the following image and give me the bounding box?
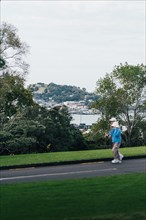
[119,153,124,161]
[112,159,122,164]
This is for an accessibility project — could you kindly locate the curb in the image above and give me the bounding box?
[0,155,146,170]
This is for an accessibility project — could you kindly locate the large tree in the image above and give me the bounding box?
[93,63,146,146]
[0,22,29,75]
[0,22,34,133]
[0,73,34,130]
[0,22,87,155]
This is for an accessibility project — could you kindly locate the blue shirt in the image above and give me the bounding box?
[109,127,121,143]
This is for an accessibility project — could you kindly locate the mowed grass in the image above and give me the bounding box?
[0,146,146,167]
[0,173,146,220]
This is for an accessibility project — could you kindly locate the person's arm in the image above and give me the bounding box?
[105,128,113,138]
[104,132,110,138]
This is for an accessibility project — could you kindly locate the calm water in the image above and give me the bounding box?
[71,114,100,125]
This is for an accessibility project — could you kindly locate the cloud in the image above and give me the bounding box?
[1,0,145,92]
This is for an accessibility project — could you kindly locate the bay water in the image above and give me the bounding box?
[71,114,100,126]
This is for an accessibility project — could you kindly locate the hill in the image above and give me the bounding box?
[29,82,98,105]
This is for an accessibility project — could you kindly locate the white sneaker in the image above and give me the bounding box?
[112,159,122,164]
[119,153,124,161]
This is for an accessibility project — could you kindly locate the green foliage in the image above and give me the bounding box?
[38,105,87,152]
[92,63,146,147]
[0,91,87,154]
[6,137,37,154]
[0,22,29,75]
[0,73,34,122]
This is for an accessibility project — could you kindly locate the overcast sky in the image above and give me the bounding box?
[1,0,145,92]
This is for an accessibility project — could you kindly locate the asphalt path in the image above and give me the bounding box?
[0,158,146,184]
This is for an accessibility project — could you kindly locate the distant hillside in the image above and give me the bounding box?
[29,82,98,105]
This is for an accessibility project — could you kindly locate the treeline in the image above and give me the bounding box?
[30,82,98,104]
[0,74,88,155]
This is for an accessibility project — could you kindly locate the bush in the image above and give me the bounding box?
[0,137,37,155]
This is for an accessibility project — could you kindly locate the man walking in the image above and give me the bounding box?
[109,117,124,161]
[106,118,124,163]
[109,121,122,163]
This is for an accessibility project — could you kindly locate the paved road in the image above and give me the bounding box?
[0,158,146,184]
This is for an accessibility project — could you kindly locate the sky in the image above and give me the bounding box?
[1,0,145,92]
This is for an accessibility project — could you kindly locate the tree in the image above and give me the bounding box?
[0,73,34,130]
[0,22,29,75]
[0,102,87,154]
[43,105,87,151]
[93,63,146,146]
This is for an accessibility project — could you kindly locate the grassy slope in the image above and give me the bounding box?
[0,146,146,167]
[0,173,146,220]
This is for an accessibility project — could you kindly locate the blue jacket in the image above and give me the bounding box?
[109,127,121,143]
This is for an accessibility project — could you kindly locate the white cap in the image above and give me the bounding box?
[111,121,120,127]
[109,117,117,122]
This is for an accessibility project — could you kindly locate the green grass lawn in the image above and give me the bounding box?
[0,173,146,220]
[0,146,146,167]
